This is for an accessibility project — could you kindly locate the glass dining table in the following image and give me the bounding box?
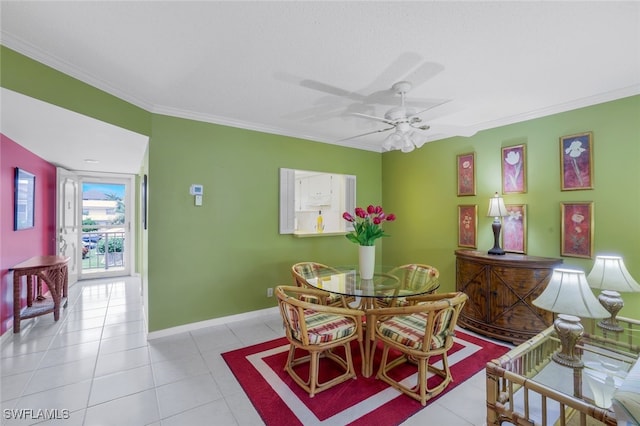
[303,264,441,376]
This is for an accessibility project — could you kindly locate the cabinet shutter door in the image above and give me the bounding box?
[345,175,356,231]
[279,168,295,234]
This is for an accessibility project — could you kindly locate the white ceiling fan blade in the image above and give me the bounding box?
[408,99,453,118]
[351,112,396,125]
[413,123,477,138]
[337,126,395,142]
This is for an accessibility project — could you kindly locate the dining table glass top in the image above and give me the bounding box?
[303,265,440,299]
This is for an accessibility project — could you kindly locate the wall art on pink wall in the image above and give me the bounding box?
[14,167,36,231]
[560,132,593,191]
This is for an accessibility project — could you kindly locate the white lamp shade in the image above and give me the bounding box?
[586,255,640,293]
[533,268,609,318]
[487,193,508,217]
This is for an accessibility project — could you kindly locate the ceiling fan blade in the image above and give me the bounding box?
[300,80,366,102]
[402,61,445,89]
[414,123,478,138]
[408,99,452,118]
[337,126,395,142]
[351,112,395,125]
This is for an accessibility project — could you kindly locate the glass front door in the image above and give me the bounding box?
[80,177,132,278]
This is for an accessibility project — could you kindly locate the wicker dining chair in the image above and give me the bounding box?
[376,264,440,308]
[276,285,365,397]
[366,291,468,406]
[291,262,353,307]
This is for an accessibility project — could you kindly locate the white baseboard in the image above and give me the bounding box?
[147,306,279,340]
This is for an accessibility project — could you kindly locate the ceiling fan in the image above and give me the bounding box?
[340,81,472,153]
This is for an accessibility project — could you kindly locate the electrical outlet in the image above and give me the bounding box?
[267,287,273,297]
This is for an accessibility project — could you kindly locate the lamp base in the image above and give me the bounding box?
[552,314,584,368]
[487,219,505,255]
[488,247,505,255]
[597,290,624,332]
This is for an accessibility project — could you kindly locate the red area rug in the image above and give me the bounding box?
[222,330,509,425]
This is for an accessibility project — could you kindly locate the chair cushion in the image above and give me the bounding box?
[400,265,438,291]
[378,310,453,350]
[284,306,357,345]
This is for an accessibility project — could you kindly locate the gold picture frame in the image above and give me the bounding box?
[560,201,594,258]
[456,152,476,196]
[502,204,527,254]
[502,144,527,194]
[458,205,478,248]
[560,132,594,191]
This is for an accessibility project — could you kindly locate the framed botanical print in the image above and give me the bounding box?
[458,205,477,248]
[561,202,594,258]
[502,204,527,254]
[560,132,593,190]
[502,144,527,194]
[456,152,476,196]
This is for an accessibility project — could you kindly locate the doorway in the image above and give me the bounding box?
[79,175,133,279]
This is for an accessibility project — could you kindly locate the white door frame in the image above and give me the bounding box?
[77,172,135,280]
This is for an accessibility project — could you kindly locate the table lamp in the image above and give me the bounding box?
[487,192,508,255]
[532,268,609,368]
[586,255,640,332]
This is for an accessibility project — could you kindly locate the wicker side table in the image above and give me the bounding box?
[11,255,70,333]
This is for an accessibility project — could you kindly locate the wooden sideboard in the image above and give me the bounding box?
[11,255,70,333]
[455,249,562,344]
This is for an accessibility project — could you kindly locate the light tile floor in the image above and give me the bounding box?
[1,276,502,425]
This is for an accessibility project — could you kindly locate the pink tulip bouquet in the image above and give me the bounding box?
[342,205,396,246]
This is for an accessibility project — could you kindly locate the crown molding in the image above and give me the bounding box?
[3,33,638,154]
[472,85,640,133]
[1,33,154,112]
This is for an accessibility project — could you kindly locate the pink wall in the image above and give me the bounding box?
[1,134,57,335]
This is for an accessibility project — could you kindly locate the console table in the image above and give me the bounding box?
[11,255,70,333]
[455,249,562,344]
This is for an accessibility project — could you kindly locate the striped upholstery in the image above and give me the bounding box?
[276,285,364,397]
[378,308,453,350]
[370,291,467,406]
[397,264,439,291]
[377,264,439,308]
[283,306,357,344]
[292,262,346,306]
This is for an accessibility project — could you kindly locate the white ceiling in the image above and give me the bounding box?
[1,1,639,173]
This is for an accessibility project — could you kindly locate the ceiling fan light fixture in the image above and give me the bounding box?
[401,133,416,153]
[382,132,402,151]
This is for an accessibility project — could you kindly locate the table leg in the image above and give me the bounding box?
[13,274,21,333]
[26,275,33,307]
[362,298,377,378]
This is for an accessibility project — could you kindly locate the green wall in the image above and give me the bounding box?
[147,114,381,331]
[3,46,638,332]
[382,95,640,318]
[0,46,150,136]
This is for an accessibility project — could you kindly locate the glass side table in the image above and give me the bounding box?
[486,320,639,426]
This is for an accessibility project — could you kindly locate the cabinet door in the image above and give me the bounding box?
[457,259,489,323]
[489,267,553,333]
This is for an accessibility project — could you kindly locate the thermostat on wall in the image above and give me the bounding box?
[190,184,203,195]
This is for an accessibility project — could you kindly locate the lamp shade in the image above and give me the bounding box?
[533,268,609,318]
[487,193,508,217]
[586,255,640,293]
